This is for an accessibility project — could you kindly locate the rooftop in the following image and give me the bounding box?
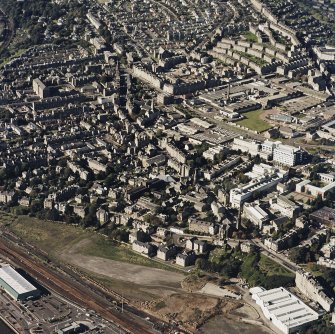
[252,287,319,330]
[0,265,38,295]
[310,206,335,223]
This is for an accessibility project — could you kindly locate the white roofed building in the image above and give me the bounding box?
[243,202,269,229]
[251,287,319,334]
[0,265,40,301]
[273,144,307,167]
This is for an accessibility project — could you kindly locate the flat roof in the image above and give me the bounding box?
[310,206,335,222]
[252,287,319,329]
[245,204,268,220]
[275,144,300,154]
[0,265,38,295]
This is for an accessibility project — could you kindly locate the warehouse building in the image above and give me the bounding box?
[57,322,87,334]
[0,265,40,301]
[250,287,319,334]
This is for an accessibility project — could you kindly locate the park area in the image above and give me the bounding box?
[236,109,272,133]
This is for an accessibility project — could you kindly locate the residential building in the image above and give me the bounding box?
[296,270,334,312]
[273,144,307,167]
[188,219,217,235]
[132,241,156,257]
[157,245,178,261]
[176,251,196,267]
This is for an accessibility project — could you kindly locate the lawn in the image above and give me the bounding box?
[236,51,268,66]
[301,263,324,277]
[236,109,272,133]
[242,31,258,43]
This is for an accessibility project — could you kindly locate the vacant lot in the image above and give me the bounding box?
[259,254,295,278]
[62,238,183,290]
[1,213,278,333]
[8,216,179,271]
[4,215,184,301]
[200,315,272,334]
[9,215,87,254]
[151,293,242,331]
[0,212,15,225]
[237,109,272,132]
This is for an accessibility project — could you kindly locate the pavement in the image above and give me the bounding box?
[198,283,242,299]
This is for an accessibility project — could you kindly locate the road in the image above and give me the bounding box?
[252,239,299,273]
[0,7,14,57]
[172,228,299,274]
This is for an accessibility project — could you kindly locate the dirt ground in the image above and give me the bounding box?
[199,315,273,334]
[61,238,184,301]
[60,237,275,334]
[148,293,242,331]
[181,273,216,292]
[148,293,273,334]
[199,303,274,334]
[65,253,183,288]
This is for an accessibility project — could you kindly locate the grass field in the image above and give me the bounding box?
[259,254,294,278]
[4,213,180,272]
[9,215,88,254]
[80,238,182,272]
[242,32,258,43]
[0,210,17,225]
[236,109,272,133]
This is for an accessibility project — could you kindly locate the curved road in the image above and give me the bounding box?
[0,7,14,57]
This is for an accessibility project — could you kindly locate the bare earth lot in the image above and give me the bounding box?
[67,253,183,288]
[61,238,183,292]
[200,315,272,334]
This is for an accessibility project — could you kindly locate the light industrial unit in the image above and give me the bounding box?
[0,265,40,301]
[251,286,319,334]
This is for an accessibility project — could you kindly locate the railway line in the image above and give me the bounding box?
[0,239,161,334]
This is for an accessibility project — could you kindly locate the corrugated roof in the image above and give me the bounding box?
[253,287,319,329]
[0,265,38,295]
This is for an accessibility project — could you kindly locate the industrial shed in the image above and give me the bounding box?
[251,286,319,334]
[0,265,40,301]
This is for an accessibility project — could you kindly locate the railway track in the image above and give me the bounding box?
[0,239,159,334]
[1,230,175,332]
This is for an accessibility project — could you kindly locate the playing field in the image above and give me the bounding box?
[236,109,272,132]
